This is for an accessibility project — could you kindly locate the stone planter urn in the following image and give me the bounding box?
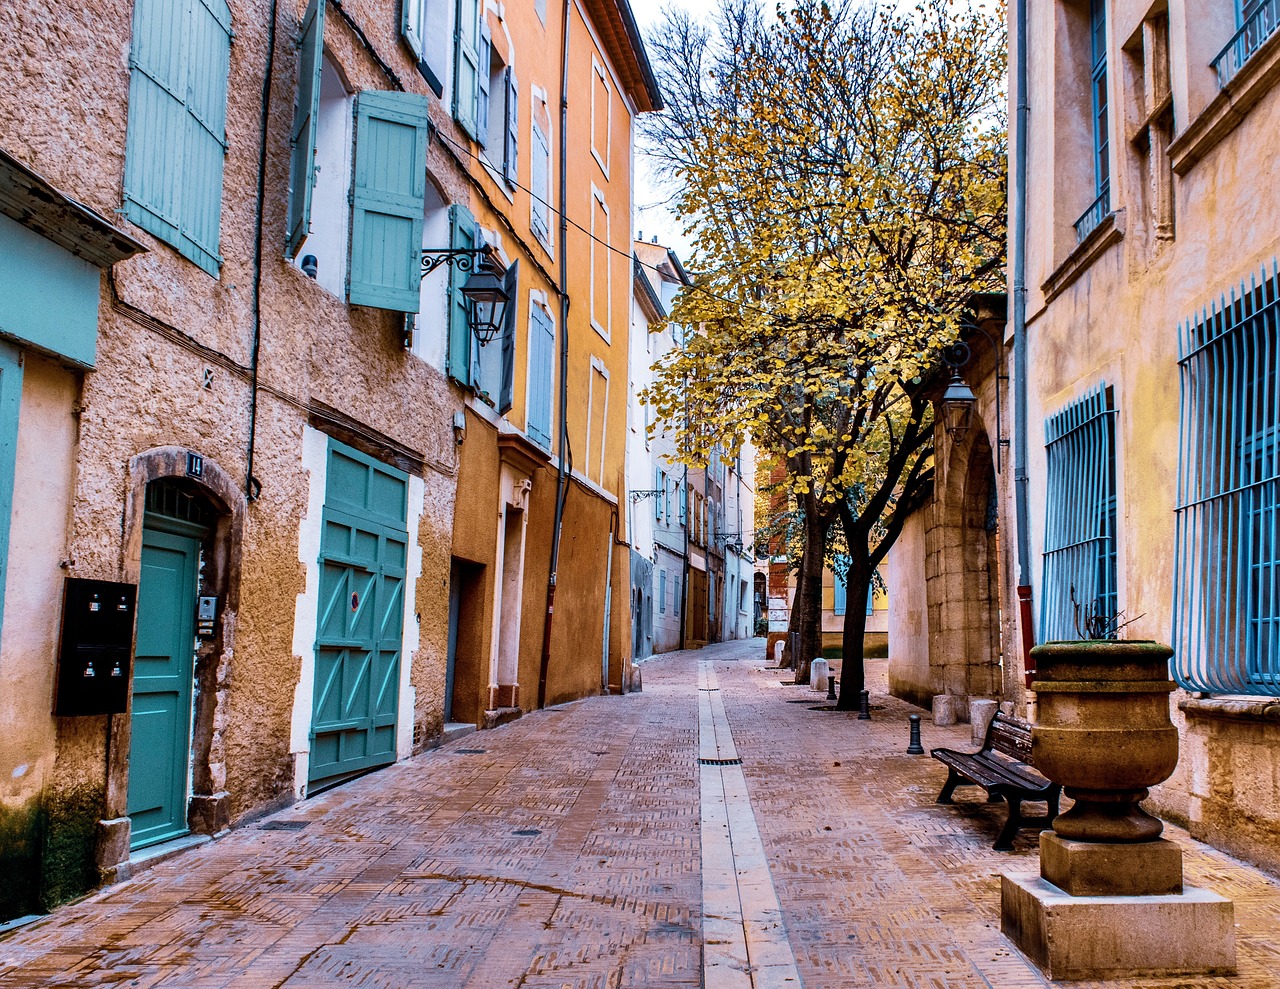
[1030,639,1177,843]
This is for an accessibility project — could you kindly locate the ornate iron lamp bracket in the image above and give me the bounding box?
[420,247,494,281]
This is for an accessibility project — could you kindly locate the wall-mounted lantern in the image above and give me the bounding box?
[421,247,512,347]
[941,371,977,439]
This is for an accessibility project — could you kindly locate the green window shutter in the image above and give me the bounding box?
[530,123,550,242]
[476,23,492,145]
[348,90,431,312]
[453,0,480,138]
[286,0,325,258]
[446,203,476,385]
[833,556,848,616]
[497,260,519,415]
[402,0,424,61]
[526,305,554,447]
[124,0,231,277]
[503,67,519,187]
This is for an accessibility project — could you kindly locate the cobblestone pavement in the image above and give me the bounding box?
[2,638,1280,987]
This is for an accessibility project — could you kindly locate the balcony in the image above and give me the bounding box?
[1073,186,1111,243]
[1213,0,1280,87]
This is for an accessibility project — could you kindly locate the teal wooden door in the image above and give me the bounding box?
[128,523,201,848]
[309,441,408,789]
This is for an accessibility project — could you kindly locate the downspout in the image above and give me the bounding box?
[245,0,280,504]
[1012,0,1035,685]
[538,0,573,709]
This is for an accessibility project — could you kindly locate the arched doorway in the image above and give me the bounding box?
[926,425,1002,716]
[128,478,217,848]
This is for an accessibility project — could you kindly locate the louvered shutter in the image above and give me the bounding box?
[530,124,549,242]
[497,260,519,415]
[446,203,476,385]
[833,557,848,616]
[123,0,231,276]
[453,0,480,138]
[402,0,424,60]
[503,68,519,187]
[475,23,492,145]
[348,91,430,311]
[527,305,554,447]
[286,0,325,258]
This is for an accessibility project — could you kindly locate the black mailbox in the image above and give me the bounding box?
[53,578,137,717]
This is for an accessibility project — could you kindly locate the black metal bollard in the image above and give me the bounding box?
[827,674,838,701]
[907,714,924,754]
[858,689,871,720]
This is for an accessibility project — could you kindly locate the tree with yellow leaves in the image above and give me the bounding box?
[643,0,1006,706]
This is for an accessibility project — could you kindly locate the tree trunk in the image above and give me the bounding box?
[793,512,828,685]
[835,570,871,710]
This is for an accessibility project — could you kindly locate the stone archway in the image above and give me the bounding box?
[99,447,245,877]
[926,425,1002,718]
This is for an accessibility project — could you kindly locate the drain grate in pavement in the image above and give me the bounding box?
[259,820,310,831]
[512,828,542,836]
[455,748,487,754]
[698,757,743,766]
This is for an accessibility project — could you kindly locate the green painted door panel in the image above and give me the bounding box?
[310,441,408,789]
[128,526,199,849]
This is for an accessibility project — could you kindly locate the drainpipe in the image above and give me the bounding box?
[245,0,280,504]
[1012,0,1035,687]
[538,0,572,709]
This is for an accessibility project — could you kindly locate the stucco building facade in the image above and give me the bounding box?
[889,0,1280,876]
[0,0,658,923]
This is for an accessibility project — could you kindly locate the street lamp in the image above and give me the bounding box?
[941,370,977,439]
[421,247,511,347]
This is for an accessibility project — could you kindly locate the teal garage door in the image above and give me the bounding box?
[309,440,409,790]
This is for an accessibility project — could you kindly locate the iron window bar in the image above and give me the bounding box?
[1073,185,1111,243]
[1212,0,1280,87]
[1040,384,1119,642]
[1173,258,1280,695]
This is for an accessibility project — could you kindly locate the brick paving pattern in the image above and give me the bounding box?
[1,638,1279,987]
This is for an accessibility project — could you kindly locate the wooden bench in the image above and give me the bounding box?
[931,711,1061,850]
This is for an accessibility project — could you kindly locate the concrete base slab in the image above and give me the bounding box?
[1001,872,1236,980]
[1040,833,1183,896]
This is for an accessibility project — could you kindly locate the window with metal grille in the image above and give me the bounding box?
[1173,260,1280,694]
[1074,0,1111,242]
[1040,384,1119,641]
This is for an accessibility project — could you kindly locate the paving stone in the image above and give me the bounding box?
[2,640,1280,987]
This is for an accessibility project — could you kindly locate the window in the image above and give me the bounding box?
[833,558,847,616]
[1128,14,1174,242]
[478,40,518,189]
[1214,0,1280,85]
[590,186,611,339]
[530,118,552,246]
[288,31,431,312]
[1173,260,1280,694]
[123,0,232,276]
[659,570,667,613]
[402,0,451,96]
[664,473,672,520]
[679,482,687,525]
[469,248,519,412]
[590,56,611,175]
[1074,0,1110,242]
[674,577,681,616]
[453,0,482,138]
[655,468,665,521]
[411,182,452,368]
[526,299,554,448]
[1040,384,1118,641]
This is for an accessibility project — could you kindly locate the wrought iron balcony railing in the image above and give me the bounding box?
[1073,186,1111,243]
[1213,0,1280,87]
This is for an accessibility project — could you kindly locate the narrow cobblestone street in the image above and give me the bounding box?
[3,639,1280,988]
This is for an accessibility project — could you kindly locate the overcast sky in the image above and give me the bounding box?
[630,0,702,263]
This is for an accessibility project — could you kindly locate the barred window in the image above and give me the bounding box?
[1173,261,1280,694]
[1040,384,1118,641]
